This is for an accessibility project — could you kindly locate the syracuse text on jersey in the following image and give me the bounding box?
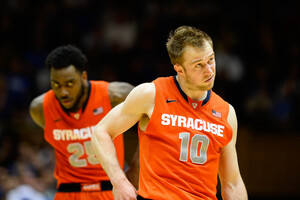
[52,126,95,141]
[161,114,224,137]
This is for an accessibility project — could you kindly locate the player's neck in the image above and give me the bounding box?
[78,82,89,110]
[68,81,89,112]
[176,75,207,102]
[77,91,88,110]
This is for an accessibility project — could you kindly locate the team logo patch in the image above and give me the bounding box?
[73,113,80,120]
[81,183,101,192]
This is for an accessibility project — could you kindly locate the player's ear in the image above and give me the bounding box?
[82,71,88,80]
[174,64,184,76]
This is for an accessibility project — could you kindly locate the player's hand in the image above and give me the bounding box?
[112,178,137,200]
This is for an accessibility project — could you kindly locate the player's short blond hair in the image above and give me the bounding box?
[166,26,213,65]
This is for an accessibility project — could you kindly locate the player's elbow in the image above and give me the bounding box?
[92,124,113,145]
[221,176,248,200]
[93,124,106,140]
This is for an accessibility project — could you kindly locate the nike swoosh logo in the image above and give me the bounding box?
[166,98,177,103]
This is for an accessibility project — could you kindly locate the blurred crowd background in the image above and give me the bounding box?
[0,0,299,199]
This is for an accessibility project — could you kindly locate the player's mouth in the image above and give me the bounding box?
[205,75,214,83]
[60,98,73,106]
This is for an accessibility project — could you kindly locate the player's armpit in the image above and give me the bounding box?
[96,83,155,140]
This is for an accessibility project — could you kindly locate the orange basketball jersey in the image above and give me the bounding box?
[138,76,233,200]
[43,81,124,186]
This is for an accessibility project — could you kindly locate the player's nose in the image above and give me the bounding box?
[59,87,70,97]
[204,64,214,74]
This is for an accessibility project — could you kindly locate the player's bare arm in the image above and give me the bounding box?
[29,93,45,129]
[218,104,248,200]
[108,81,140,189]
[91,83,155,200]
[108,82,135,107]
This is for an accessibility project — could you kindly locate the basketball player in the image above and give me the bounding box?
[29,45,138,200]
[91,26,248,200]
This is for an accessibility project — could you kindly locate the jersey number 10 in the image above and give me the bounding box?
[179,132,209,164]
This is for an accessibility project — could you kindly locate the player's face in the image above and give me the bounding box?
[50,65,86,110]
[180,42,216,91]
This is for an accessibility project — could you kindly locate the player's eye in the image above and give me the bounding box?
[52,82,60,89]
[66,82,74,87]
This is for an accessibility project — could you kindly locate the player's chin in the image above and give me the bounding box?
[60,100,74,109]
[203,82,214,91]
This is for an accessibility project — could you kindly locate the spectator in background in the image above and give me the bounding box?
[6,159,48,200]
[1,140,56,200]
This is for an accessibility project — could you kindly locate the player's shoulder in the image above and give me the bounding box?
[133,82,155,96]
[124,82,155,106]
[108,81,134,94]
[211,90,227,103]
[30,93,45,112]
[89,80,109,89]
[29,93,46,128]
[123,82,155,116]
[211,91,237,127]
[152,76,174,84]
